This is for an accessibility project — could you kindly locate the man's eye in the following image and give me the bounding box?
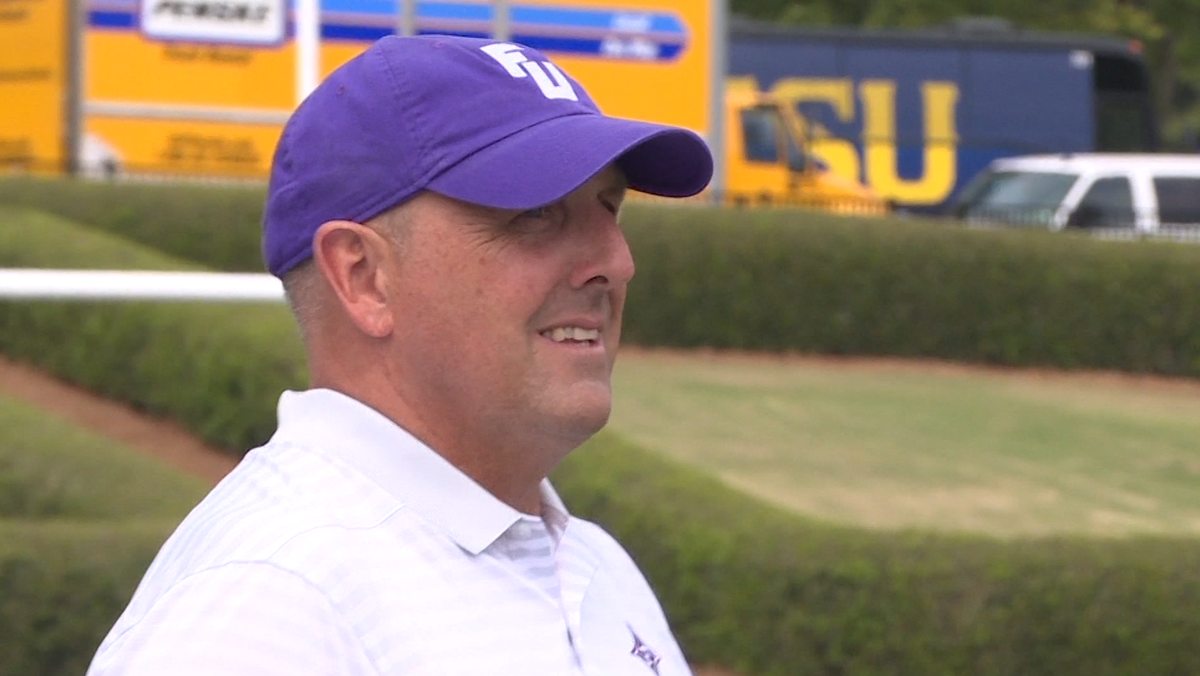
[520,206,552,220]
[510,204,565,232]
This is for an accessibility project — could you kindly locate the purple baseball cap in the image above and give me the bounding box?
[263,34,714,278]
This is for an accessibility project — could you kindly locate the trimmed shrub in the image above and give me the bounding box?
[0,397,208,676]
[0,207,306,453]
[0,520,179,676]
[4,206,1200,674]
[0,176,268,272]
[0,394,209,519]
[621,205,1200,377]
[3,177,1199,377]
[556,432,1200,676]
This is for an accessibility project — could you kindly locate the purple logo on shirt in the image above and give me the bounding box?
[629,626,662,675]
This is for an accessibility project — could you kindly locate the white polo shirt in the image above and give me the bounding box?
[87,389,691,676]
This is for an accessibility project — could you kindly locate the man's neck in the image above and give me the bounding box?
[311,358,563,515]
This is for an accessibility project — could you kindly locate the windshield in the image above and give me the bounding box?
[741,105,810,172]
[955,170,1079,225]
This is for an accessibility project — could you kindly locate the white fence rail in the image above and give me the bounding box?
[0,270,284,302]
[3,212,1199,305]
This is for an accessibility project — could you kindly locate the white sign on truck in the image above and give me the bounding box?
[139,0,286,45]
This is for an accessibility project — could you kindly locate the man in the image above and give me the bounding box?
[86,34,712,676]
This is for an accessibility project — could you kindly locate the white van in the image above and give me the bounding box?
[950,154,1200,233]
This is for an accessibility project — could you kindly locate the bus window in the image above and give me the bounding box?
[1093,54,1157,152]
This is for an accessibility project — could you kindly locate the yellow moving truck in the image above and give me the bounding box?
[0,0,71,173]
[723,80,885,212]
[1,0,883,212]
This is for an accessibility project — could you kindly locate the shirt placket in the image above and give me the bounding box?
[493,517,587,674]
[554,530,602,673]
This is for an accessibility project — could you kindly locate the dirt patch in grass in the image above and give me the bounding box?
[0,355,237,484]
[620,346,1200,398]
[8,348,1197,491]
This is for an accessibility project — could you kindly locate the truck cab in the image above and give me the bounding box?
[724,84,887,214]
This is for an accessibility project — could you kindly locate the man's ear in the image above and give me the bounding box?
[312,220,396,338]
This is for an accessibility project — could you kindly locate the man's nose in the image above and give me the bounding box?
[570,210,635,289]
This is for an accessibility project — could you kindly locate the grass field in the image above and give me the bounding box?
[610,349,1200,538]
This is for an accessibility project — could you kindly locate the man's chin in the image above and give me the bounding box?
[542,382,613,446]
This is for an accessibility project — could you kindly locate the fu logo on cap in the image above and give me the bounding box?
[480,43,579,102]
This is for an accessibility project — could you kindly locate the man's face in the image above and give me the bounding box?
[382,164,633,458]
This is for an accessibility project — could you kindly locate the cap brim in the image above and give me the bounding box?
[425,113,713,209]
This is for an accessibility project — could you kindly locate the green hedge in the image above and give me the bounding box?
[0,394,209,676]
[8,411,1200,676]
[0,176,268,272]
[621,207,1200,378]
[0,393,208,519]
[4,205,1200,674]
[3,176,1199,377]
[0,520,179,676]
[0,207,306,452]
[558,432,1200,676]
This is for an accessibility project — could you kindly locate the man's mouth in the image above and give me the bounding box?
[540,326,601,346]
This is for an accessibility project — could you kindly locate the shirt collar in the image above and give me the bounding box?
[270,388,569,555]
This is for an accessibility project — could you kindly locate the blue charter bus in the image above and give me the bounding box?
[729,17,1159,211]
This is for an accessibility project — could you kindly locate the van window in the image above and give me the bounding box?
[741,107,780,163]
[1153,177,1200,225]
[957,170,1078,225]
[1068,176,1135,228]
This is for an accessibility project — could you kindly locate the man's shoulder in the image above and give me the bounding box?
[103,440,421,641]
[140,441,407,589]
